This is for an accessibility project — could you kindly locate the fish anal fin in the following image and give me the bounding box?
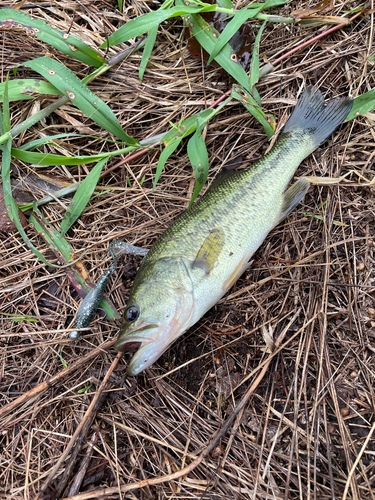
[222,254,250,293]
[192,228,225,274]
[276,178,310,226]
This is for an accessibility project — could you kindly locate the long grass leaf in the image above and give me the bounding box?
[231,84,275,139]
[186,13,252,92]
[249,21,267,105]
[2,74,10,133]
[18,133,83,151]
[139,27,158,82]
[207,8,262,65]
[162,109,215,146]
[217,0,234,8]
[0,78,63,102]
[0,9,104,67]
[10,145,136,165]
[153,139,182,188]
[187,118,209,204]
[21,58,137,144]
[102,4,225,47]
[1,137,60,266]
[60,156,109,234]
[345,88,375,121]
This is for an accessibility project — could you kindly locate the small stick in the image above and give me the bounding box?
[259,11,363,78]
[53,395,107,499]
[66,430,99,498]
[35,352,123,499]
[0,338,116,421]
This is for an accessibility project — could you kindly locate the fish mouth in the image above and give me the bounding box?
[114,324,158,353]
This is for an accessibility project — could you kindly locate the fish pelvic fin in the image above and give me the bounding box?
[282,86,352,153]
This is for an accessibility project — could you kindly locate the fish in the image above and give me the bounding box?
[69,241,147,340]
[114,86,352,375]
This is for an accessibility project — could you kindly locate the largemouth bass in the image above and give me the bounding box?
[115,86,352,375]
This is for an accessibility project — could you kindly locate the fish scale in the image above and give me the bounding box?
[115,86,352,376]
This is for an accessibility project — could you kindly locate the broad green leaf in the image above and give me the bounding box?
[0,9,104,67]
[231,84,275,139]
[0,78,63,102]
[249,21,267,105]
[21,58,137,144]
[345,89,375,121]
[186,13,252,92]
[60,156,109,234]
[187,118,209,204]
[139,27,158,82]
[102,4,225,47]
[154,139,181,188]
[10,144,136,165]
[207,8,262,65]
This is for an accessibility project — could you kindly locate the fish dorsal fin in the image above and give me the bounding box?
[192,228,225,274]
[208,168,239,191]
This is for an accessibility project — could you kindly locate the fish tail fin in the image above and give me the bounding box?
[283,86,352,152]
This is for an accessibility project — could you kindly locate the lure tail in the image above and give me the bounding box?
[282,86,352,156]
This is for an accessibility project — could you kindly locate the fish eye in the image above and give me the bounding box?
[125,305,140,323]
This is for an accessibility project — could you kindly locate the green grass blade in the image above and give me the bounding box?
[10,144,137,166]
[1,138,61,266]
[187,118,209,204]
[186,13,252,92]
[0,78,63,102]
[18,133,83,151]
[11,148,109,166]
[2,74,10,133]
[260,0,289,8]
[153,139,182,188]
[0,9,104,67]
[21,58,138,144]
[163,109,215,146]
[139,27,158,82]
[207,8,261,65]
[217,0,233,8]
[102,4,224,47]
[231,84,275,139]
[249,21,267,105]
[60,156,109,234]
[345,88,375,121]
[0,79,58,266]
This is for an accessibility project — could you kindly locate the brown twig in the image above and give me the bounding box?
[0,338,117,422]
[35,351,123,499]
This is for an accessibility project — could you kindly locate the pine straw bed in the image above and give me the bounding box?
[1,0,375,498]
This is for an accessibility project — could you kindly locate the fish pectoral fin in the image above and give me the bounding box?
[191,227,225,274]
[276,178,310,226]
